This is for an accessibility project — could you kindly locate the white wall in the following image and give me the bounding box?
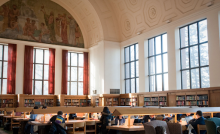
[0,38,88,95]
[120,3,220,93]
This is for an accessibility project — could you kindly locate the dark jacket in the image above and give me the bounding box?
[115,117,125,125]
[189,117,206,134]
[49,122,66,134]
[50,115,65,124]
[100,108,113,134]
[69,113,77,120]
[142,115,155,123]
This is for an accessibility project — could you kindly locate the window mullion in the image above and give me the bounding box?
[129,47,131,93]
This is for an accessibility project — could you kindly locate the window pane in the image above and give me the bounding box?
[4,46,8,61]
[150,76,155,92]
[43,81,48,95]
[163,54,168,73]
[71,82,77,95]
[182,70,190,89]
[71,67,77,81]
[136,61,139,77]
[156,55,162,74]
[35,49,43,63]
[125,63,130,79]
[78,82,83,95]
[33,65,35,79]
[199,20,208,43]
[71,53,77,66]
[201,67,210,88]
[164,73,168,91]
[0,45,2,60]
[35,81,42,95]
[149,38,154,56]
[200,43,209,66]
[189,23,198,45]
[155,36,161,54]
[67,82,70,95]
[3,62,7,78]
[191,68,200,89]
[136,78,139,93]
[181,48,189,69]
[157,75,162,91]
[162,34,167,52]
[130,45,134,61]
[136,44,139,60]
[79,54,84,67]
[131,79,135,93]
[78,68,83,81]
[68,67,70,81]
[131,62,135,78]
[125,47,129,62]
[190,46,199,68]
[68,53,70,66]
[44,50,49,64]
[35,64,43,79]
[0,61,2,78]
[180,27,188,47]
[44,65,49,80]
[2,79,7,94]
[149,57,155,75]
[125,80,130,93]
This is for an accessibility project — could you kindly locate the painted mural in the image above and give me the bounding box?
[0,0,84,48]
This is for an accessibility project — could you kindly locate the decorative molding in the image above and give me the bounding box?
[120,13,135,38]
[136,14,143,24]
[125,0,143,13]
[164,0,172,11]
[175,0,199,13]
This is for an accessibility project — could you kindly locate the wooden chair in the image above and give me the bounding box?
[86,121,96,133]
[73,122,86,134]
[197,124,206,134]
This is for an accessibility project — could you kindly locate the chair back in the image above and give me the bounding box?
[144,120,171,134]
[205,120,217,134]
[74,122,85,128]
[197,125,206,134]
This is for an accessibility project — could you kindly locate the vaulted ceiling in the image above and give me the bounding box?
[1,0,219,48]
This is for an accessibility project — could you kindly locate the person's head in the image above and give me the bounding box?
[57,111,63,116]
[196,110,203,118]
[150,115,155,118]
[118,115,123,119]
[42,106,47,109]
[102,107,110,114]
[34,106,38,109]
[186,113,191,116]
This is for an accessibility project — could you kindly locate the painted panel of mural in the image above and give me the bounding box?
[0,0,84,48]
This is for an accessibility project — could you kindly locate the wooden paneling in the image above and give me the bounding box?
[168,93,176,106]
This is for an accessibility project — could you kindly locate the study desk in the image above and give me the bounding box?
[3,116,21,130]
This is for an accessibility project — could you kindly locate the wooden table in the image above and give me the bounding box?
[3,116,21,130]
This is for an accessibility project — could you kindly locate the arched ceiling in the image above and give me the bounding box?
[1,0,219,48]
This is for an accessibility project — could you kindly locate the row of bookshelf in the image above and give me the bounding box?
[176,95,208,101]
[64,99,91,107]
[0,99,13,103]
[144,97,167,102]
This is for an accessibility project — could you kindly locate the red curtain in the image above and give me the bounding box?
[49,48,55,94]
[61,50,68,94]
[83,52,89,95]
[23,46,33,94]
[7,44,17,94]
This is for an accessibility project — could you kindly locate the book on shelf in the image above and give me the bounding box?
[144,97,151,101]
[159,97,166,101]
[151,97,158,101]
[145,102,151,106]
[176,96,185,100]
[186,101,197,106]
[159,102,167,106]
[197,95,208,100]
[186,96,196,100]
[176,101,185,106]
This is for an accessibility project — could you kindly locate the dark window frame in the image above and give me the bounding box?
[32,48,49,95]
[0,44,8,94]
[179,18,209,89]
[148,33,168,92]
[67,52,84,95]
[124,43,139,93]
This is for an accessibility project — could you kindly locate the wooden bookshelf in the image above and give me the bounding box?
[0,95,17,108]
[143,94,167,107]
[120,94,137,106]
[103,94,120,106]
[60,95,91,107]
[19,94,57,107]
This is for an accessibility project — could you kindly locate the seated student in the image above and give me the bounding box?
[163,114,174,123]
[100,107,113,134]
[115,115,125,125]
[69,113,77,120]
[42,106,47,109]
[30,106,39,120]
[188,110,206,134]
[142,115,155,123]
[49,111,66,134]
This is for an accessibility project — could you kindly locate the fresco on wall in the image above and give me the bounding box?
[0,0,84,48]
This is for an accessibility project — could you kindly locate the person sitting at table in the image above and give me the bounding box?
[49,111,66,134]
[30,106,39,120]
[69,113,77,120]
[115,115,125,125]
[100,107,113,134]
[163,114,174,123]
[142,115,155,123]
[42,105,47,109]
[188,110,206,134]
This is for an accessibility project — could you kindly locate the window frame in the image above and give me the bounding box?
[67,52,84,95]
[32,48,49,95]
[124,43,139,93]
[0,44,8,94]
[148,33,168,92]
[179,18,209,89]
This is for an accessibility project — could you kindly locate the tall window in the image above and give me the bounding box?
[67,52,84,95]
[180,19,209,89]
[124,44,139,93]
[0,44,8,94]
[32,48,49,95]
[148,33,168,92]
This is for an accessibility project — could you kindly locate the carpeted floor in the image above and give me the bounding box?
[0,127,13,134]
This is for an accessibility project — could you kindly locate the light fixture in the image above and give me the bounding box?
[166,19,172,23]
[137,31,142,35]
